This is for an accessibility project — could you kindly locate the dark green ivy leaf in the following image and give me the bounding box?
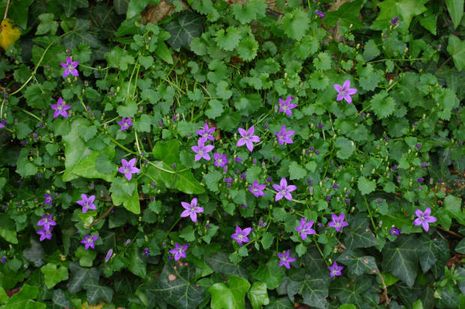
[382,235,419,287]
[165,11,204,49]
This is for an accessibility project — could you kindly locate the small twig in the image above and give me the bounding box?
[3,0,11,20]
[90,205,115,227]
[437,226,463,238]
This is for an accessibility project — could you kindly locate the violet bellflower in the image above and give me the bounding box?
[37,214,57,231]
[60,56,79,78]
[81,235,99,250]
[213,153,228,168]
[118,117,133,131]
[237,126,260,152]
[248,180,266,198]
[37,228,53,241]
[43,193,53,206]
[192,139,214,161]
[105,249,114,262]
[328,261,344,278]
[118,158,140,180]
[275,125,295,145]
[0,120,6,129]
[333,80,357,104]
[278,96,297,117]
[328,213,349,232]
[169,243,188,261]
[231,226,252,246]
[180,197,204,223]
[51,97,71,118]
[296,218,316,240]
[76,194,96,213]
[196,123,215,142]
[277,250,296,269]
[413,207,437,232]
[273,178,297,201]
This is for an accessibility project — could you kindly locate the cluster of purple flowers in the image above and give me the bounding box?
[192,123,216,161]
[36,214,56,241]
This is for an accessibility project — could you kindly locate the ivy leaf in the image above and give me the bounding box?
[165,11,204,49]
[231,0,267,24]
[335,137,356,160]
[418,235,449,276]
[331,276,380,308]
[23,239,44,267]
[357,177,376,195]
[127,245,147,278]
[445,0,464,29]
[110,177,141,214]
[382,235,419,287]
[206,252,249,279]
[281,9,309,41]
[85,284,114,304]
[248,282,269,309]
[61,0,88,17]
[67,264,99,294]
[0,214,18,244]
[252,259,284,290]
[41,263,69,289]
[372,0,428,31]
[344,215,377,249]
[456,239,465,254]
[209,276,250,309]
[338,250,379,276]
[370,91,396,119]
[52,289,70,308]
[145,162,205,194]
[3,284,46,308]
[149,262,205,309]
[266,298,293,309]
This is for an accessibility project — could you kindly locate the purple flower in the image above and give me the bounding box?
[60,56,79,78]
[81,235,99,250]
[37,214,56,231]
[169,243,188,261]
[224,177,233,187]
[333,80,357,104]
[118,158,140,180]
[315,10,325,18]
[143,247,150,256]
[390,16,399,26]
[296,218,316,240]
[272,178,297,201]
[328,261,344,278]
[196,123,215,141]
[389,227,401,236]
[278,96,297,117]
[0,120,6,129]
[275,125,295,145]
[237,126,260,152]
[213,153,228,168]
[37,229,53,241]
[417,177,424,183]
[248,181,266,198]
[413,208,437,232]
[277,250,296,269]
[192,139,214,161]
[44,194,53,206]
[51,97,71,118]
[231,226,252,246]
[0,256,6,264]
[180,197,204,223]
[76,194,96,213]
[105,249,113,262]
[328,213,349,232]
[118,117,133,131]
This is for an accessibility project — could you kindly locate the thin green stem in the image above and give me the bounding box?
[363,195,378,231]
[313,239,330,266]
[3,0,10,19]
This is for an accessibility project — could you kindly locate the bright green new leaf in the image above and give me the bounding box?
[446,0,464,29]
[41,263,69,289]
[209,276,250,309]
[248,282,269,309]
[447,35,465,71]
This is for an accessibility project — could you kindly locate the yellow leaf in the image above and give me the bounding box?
[0,19,21,50]
[81,303,104,309]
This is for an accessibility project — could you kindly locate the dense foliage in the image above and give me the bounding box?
[1,0,465,308]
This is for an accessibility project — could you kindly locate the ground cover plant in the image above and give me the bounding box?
[1,0,465,308]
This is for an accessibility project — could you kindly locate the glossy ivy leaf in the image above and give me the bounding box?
[266,298,293,309]
[149,262,205,309]
[418,235,449,276]
[0,215,18,244]
[337,250,379,276]
[61,0,88,17]
[52,289,70,308]
[209,276,250,309]
[3,284,46,308]
[281,9,309,41]
[206,252,249,279]
[67,263,99,294]
[456,238,465,254]
[165,11,204,49]
[110,177,141,214]
[382,235,419,287]
[344,215,377,249]
[60,118,116,182]
[445,0,464,29]
[41,263,69,289]
[85,283,114,304]
[23,239,44,267]
[248,282,269,309]
[231,0,267,24]
[331,276,380,309]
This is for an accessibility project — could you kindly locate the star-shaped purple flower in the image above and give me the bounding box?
[60,56,79,78]
[37,214,56,231]
[413,208,437,232]
[180,197,204,223]
[248,180,266,198]
[37,228,53,241]
[275,125,295,145]
[81,235,99,250]
[296,218,316,240]
[328,261,344,278]
[273,178,297,201]
[196,123,215,142]
[231,226,252,246]
[76,194,96,213]
[237,126,260,152]
[118,158,140,181]
[169,243,188,261]
[328,213,349,232]
[192,139,214,161]
[277,250,296,269]
[213,153,228,168]
[334,80,357,104]
[118,117,133,131]
[278,96,297,117]
[51,97,71,118]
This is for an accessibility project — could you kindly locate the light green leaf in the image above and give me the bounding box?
[110,177,141,214]
[248,282,269,309]
[372,0,427,31]
[215,27,242,51]
[209,276,250,309]
[370,91,396,119]
[357,177,376,195]
[41,263,69,289]
[447,35,465,71]
[382,235,419,287]
[335,137,355,160]
[446,0,464,29]
[232,0,266,24]
[281,9,309,41]
[0,215,18,244]
[288,161,307,180]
